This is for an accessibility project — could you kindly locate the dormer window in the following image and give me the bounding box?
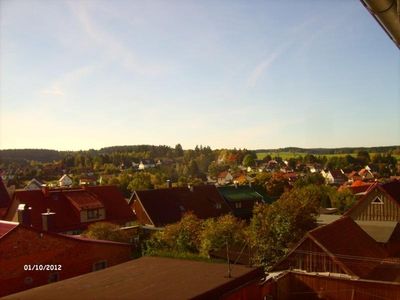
[372,196,384,205]
[87,209,100,219]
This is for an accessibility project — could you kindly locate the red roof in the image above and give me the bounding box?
[0,221,18,239]
[64,191,104,211]
[132,185,231,227]
[11,186,135,232]
[307,217,387,278]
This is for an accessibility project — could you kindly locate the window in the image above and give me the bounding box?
[216,203,222,209]
[93,260,107,271]
[235,202,242,209]
[48,272,59,283]
[87,209,100,220]
[179,205,185,212]
[372,196,384,205]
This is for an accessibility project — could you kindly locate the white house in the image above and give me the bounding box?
[59,174,73,187]
[24,178,45,191]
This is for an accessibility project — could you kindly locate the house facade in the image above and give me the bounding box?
[345,180,400,222]
[0,221,132,297]
[4,185,136,234]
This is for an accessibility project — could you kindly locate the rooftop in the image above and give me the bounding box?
[4,256,264,300]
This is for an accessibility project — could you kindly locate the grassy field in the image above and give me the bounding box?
[256,152,400,160]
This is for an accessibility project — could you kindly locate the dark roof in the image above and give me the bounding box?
[217,185,264,203]
[3,257,264,300]
[11,186,135,232]
[0,177,11,214]
[381,180,400,204]
[307,217,387,278]
[132,185,231,227]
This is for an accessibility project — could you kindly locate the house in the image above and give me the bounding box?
[129,185,231,227]
[3,185,136,234]
[138,160,156,170]
[58,174,73,187]
[338,180,374,199]
[273,217,388,279]
[321,170,347,185]
[266,270,400,300]
[79,176,97,186]
[24,178,45,191]
[217,185,267,220]
[0,177,11,218]
[3,256,265,300]
[344,180,400,222]
[217,171,234,185]
[358,167,375,180]
[0,220,132,297]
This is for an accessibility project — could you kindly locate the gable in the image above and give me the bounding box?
[346,184,400,222]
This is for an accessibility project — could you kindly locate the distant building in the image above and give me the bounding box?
[24,178,45,191]
[129,185,231,227]
[218,185,267,220]
[58,174,73,187]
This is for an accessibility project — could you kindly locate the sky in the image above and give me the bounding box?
[0,0,399,151]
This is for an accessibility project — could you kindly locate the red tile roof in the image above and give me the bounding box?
[307,217,387,278]
[11,186,135,232]
[64,191,104,211]
[132,185,231,227]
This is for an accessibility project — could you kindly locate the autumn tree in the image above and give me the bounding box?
[82,222,132,243]
[199,214,246,258]
[248,188,320,267]
[145,213,203,254]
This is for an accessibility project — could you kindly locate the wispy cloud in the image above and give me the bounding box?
[40,86,65,97]
[67,1,171,77]
[246,51,281,88]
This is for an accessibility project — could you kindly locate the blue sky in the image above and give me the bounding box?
[0,0,399,151]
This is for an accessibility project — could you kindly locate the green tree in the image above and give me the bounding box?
[199,214,246,258]
[127,172,153,192]
[145,213,203,254]
[248,188,320,267]
[242,154,256,167]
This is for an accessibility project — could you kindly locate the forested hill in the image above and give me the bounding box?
[254,146,400,155]
[0,145,399,163]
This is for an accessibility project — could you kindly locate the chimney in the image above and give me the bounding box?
[42,186,49,197]
[41,208,56,231]
[17,204,32,226]
[166,180,172,188]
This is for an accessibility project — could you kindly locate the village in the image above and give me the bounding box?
[0,145,400,299]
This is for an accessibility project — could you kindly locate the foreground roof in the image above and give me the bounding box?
[4,256,264,300]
